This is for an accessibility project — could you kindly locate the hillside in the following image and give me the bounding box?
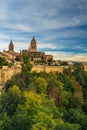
[0,55,87,130]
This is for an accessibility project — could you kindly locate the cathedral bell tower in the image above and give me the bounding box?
[29,36,37,52]
[9,40,14,52]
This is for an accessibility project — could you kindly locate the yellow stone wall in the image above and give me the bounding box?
[32,65,68,73]
[84,65,87,71]
[0,67,21,86]
[0,64,87,87]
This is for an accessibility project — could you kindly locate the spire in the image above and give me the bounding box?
[31,36,36,42]
[10,40,13,45]
[33,36,35,40]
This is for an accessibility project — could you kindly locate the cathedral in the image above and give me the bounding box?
[28,37,46,61]
[0,37,53,63]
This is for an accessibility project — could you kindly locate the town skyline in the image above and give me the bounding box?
[0,0,87,61]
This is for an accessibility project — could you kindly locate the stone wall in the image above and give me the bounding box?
[0,67,21,86]
[0,64,87,88]
[84,65,87,71]
[0,65,67,87]
[32,65,68,73]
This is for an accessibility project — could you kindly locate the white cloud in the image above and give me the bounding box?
[0,34,8,39]
[73,46,83,49]
[73,17,80,25]
[45,51,87,62]
[0,42,8,51]
[37,43,57,49]
[0,0,87,62]
[85,49,87,51]
[0,0,86,32]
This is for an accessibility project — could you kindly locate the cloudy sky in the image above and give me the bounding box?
[0,0,87,61]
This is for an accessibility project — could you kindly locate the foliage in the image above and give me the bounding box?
[73,63,87,100]
[56,123,81,130]
[34,77,48,94]
[0,57,7,69]
[58,73,74,92]
[0,85,23,116]
[2,59,87,129]
[69,96,83,109]
[63,109,87,130]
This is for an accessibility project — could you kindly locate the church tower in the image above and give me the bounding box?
[9,40,14,52]
[29,36,37,52]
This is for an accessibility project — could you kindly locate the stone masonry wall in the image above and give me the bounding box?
[0,65,87,87]
[0,68,21,86]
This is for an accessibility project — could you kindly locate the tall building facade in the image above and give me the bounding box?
[28,37,46,61]
[9,40,14,52]
[28,36,37,52]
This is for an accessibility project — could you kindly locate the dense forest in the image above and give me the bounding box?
[0,54,87,130]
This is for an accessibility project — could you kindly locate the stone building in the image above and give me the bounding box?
[46,55,53,61]
[28,36,37,52]
[0,37,53,63]
[9,40,14,52]
[28,37,46,61]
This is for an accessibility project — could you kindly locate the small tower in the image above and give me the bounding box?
[29,36,37,52]
[9,40,14,52]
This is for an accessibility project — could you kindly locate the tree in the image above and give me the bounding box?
[63,67,73,78]
[58,73,74,92]
[0,112,12,130]
[73,63,87,100]
[35,77,48,94]
[21,52,32,74]
[64,109,87,130]
[45,72,63,106]
[12,91,62,130]
[69,96,83,109]
[31,112,56,130]
[0,85,23,116]
[0,57,7,69]
[73,62,84,72]
[61,90,72,108]
[56,123,81,130]
[5,74,26,91]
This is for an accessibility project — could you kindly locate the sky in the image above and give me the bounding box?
[0,0,87,61]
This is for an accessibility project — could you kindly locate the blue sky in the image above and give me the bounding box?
[0,0,87,61]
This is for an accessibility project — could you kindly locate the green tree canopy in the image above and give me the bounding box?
[0,57,7,69]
